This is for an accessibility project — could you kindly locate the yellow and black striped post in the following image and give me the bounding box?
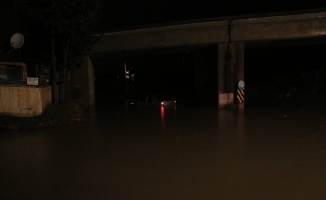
[236,80,245,109]
[237,89,244,103]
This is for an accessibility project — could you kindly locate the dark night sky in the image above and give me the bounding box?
[1,0,326,37]
[96,0,326,32]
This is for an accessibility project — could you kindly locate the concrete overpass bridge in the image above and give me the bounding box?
[87,10,326,108]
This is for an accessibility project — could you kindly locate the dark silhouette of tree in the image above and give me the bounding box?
[14,0,102,103]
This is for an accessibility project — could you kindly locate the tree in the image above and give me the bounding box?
[14,0,102,103]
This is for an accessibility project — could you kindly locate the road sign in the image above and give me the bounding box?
[238,80,245,90]
[27,77,38,86]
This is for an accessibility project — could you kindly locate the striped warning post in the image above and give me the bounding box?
[237,89,244,103]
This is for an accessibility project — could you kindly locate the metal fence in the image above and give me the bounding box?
[0,61,50,87]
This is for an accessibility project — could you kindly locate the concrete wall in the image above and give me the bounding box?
[231,12,326,42]
[71,56,95,107]
[0,86,52,117]
[91,11,326,55]
[91,21,229,54]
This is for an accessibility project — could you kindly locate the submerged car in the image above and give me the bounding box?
[136,94,176,108]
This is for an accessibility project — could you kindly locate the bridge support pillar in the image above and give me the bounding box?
[71,55,95,107]
[218,42,244,109]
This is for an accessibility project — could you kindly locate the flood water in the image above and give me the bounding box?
[1,104,326,200]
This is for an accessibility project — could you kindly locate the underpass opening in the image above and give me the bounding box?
[91,45,218,109]
[245,40,326,108]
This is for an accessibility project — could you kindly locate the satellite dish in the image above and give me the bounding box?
[10,33,24,50]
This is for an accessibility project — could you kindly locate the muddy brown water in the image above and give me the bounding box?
[1,105,326,200]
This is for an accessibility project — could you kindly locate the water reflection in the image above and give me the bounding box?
[235,110,245,152]
[160,106,165,128]
[1,106,326,200]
